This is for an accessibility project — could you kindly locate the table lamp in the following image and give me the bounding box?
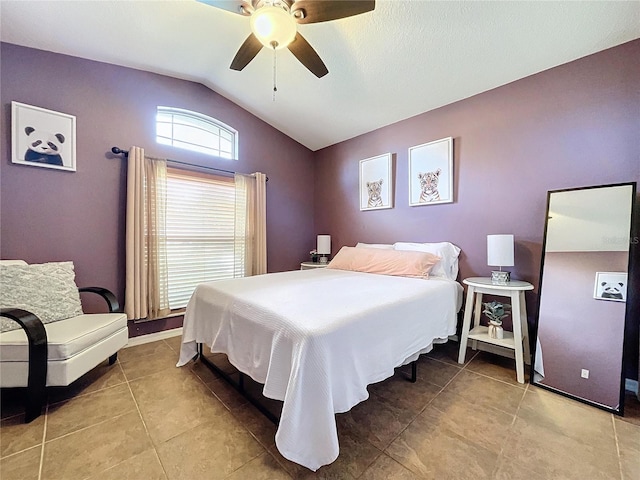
[487,234,514,284]
[317,235,331,263]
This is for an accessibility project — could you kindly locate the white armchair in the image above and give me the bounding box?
[0,260,128,422]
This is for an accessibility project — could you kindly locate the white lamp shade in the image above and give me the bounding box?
[487,234,514,267]
[250,5,297,49]
[317,235,331,255]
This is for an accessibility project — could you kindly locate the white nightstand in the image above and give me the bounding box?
[300,262,328,270]
[458,277,534,383]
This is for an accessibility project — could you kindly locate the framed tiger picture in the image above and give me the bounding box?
[359,153,393,211]
[408,137,453,206]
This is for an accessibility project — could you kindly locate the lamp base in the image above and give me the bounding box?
[319,256,328,264]
[491,270,511,285]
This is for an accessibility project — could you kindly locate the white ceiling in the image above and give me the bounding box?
[1,1,639,151]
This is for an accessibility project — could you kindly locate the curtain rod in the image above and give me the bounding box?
[111,147,267,181]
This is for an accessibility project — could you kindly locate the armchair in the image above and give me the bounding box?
[0,260,128,422]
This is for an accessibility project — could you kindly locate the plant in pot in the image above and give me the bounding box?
[309,249,319,263]
[482,301,511,339]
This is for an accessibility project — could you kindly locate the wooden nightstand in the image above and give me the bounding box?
[300,262,328,270]
[458,277,534,383]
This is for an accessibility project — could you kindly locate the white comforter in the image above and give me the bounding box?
[178,268,462,471]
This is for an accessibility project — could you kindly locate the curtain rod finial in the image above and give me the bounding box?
[111,147,128,156]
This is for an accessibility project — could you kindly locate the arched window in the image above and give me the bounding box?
[156,106,238,160]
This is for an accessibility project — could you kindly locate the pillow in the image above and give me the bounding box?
[355,242,394,250]
[0,260,28,266]
[0,261,83,333]
[327,246,439,279]
[393,242,461,280]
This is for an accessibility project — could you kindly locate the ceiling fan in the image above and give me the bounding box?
[199,0,376,78]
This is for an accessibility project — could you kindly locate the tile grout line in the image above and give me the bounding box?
[122,363,160,470]
[459,348,531,389]
[37,402,48,480]
[375,354,471,475]
[381,357,468,451]
[611,414,625,480]
[372,347,476,454]
[180,361,277,480]
[489,381,529,478]
[39,409,135,445]
[85,359,169,480]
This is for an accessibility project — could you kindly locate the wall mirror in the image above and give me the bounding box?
[533,182,636,414]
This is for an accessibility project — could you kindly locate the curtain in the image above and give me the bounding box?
[234,172,267,276]
[125,146,170,320]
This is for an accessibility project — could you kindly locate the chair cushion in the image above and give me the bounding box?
[0,313,127,362]
[0,261,83,332]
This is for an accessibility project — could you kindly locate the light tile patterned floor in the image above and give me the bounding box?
[1,338,638,479]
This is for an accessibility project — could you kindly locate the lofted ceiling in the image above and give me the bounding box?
[1,0,639,151]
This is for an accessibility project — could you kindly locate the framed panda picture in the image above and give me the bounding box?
[11,101,76,172]
[593,272,627,302]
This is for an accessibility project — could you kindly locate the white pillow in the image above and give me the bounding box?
[355,242,394,250]
[0,260,28,266]
[393,242,461,280]
[0,261,83,332]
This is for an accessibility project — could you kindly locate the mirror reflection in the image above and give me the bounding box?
[533,183,635,412]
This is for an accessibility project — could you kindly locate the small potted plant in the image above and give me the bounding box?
[482,301,511,339]
[309,249,318,263]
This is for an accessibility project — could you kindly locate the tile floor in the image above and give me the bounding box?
[1,337,639,479]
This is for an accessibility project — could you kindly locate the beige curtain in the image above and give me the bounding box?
[234,172,267,276]
[125,146,170,320]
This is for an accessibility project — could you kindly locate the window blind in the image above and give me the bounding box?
[165,168,241,309]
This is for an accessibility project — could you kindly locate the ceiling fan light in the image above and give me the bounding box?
[250,5,296,49]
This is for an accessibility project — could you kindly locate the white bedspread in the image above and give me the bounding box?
[178,268,462,471]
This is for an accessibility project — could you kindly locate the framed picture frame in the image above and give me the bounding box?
[359,153,393,211]
[593,272,627,302]
[408,137,453,206]
[11,101,76,172]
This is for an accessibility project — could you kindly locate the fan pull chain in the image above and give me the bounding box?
[272,42,278,101]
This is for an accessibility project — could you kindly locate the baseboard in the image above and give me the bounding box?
[126,327,183,347]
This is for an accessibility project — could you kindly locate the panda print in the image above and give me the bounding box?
[600,282,624,300]
[24,126,65,166]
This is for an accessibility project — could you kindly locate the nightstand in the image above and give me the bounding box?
[300,262,328,270]
[458,277,534,383]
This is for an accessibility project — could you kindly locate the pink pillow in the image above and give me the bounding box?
[327,246,439,279]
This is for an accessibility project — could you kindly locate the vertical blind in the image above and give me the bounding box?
[165,168,241,309]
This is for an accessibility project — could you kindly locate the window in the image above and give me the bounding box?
[156,106,238,160]
[165,168,242,309]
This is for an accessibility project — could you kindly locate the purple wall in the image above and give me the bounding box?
[1,38,638,377]
[537,252,628,408]
[313,40,640,378]
[0,43,315,335]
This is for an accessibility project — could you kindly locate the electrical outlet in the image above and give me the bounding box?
[581,369,589,379]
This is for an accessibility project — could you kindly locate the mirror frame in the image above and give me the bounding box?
[531,182,637,415]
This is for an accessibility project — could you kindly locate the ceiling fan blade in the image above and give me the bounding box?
[196,0,252,16]
[292,0,375,24]
[288,32,328,78]
[230,34,263,71]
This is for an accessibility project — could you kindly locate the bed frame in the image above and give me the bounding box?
[197,343,418,425]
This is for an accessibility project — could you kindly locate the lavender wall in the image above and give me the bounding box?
[313,40,640,377]
[0,43,315,335]
[537,252,628,408]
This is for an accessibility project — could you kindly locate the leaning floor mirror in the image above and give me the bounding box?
[532,182,637,414]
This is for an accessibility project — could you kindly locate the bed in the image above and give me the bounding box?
[178,244,463,471]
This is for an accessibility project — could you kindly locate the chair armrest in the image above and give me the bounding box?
[78,287,120,313]
[0,308,48,422]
